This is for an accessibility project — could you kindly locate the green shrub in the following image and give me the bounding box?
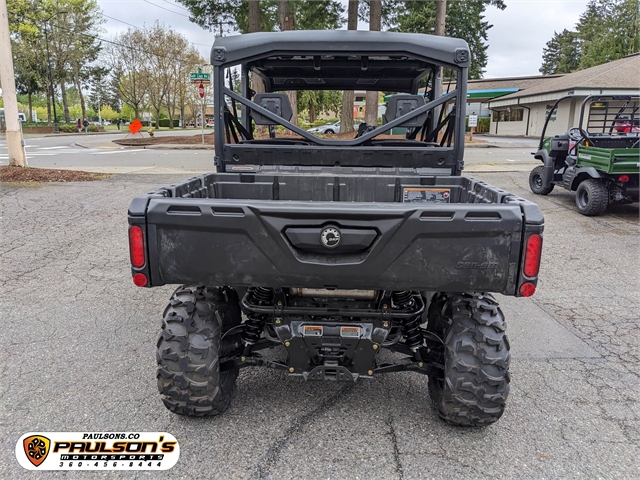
[58,123,78,133]
[158,119,181,127]
[88,124,99,133]
[477,117,490,133]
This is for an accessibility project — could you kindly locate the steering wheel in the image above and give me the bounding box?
[567,127,583,155]
[578,127,595,147]
[568,127,582,141]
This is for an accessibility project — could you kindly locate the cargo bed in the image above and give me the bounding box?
[129,168,543,295]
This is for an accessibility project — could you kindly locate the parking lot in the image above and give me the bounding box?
[1,162,638,478]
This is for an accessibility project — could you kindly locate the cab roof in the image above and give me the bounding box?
[211,31,469,93]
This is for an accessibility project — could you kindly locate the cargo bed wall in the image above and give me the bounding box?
[130,172,543,295]
[143,171,532,205]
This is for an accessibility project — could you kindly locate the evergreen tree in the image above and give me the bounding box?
[386,0,507,79]
[540,29,581,74]
[539,0,639,73]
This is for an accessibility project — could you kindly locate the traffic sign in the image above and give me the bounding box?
[190,72,210,80]
[198,83,205,99]
[129,118,142,135]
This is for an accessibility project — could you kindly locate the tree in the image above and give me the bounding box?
[43,0,104,123]
[340,0,358,134]
[298,90,341,122]
[387,0,506,79]
[105,28,147,119]
[540,29,580,74]
[177,0,345,127]
[578,0,639,69]
[365,0,381,126]
[539,0,639,73]
[8,0,50,121]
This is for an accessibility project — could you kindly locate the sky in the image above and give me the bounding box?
[96,0,590,79]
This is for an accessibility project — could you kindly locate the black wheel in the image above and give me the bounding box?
[324,129,335,134]
[529,165,554,195]
[575,179,609,216]
[157,285,241,416]
[425,293,511,426]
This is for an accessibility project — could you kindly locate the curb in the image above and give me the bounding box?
[143,144,214,150]
[44,131,125,138]
[465,143,536,149]
[73,142,90,149]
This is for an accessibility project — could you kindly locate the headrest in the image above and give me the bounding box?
[251,93,293,125]
[385,95,427,127]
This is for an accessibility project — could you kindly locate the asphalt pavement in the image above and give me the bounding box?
[0,146,639,478]
[1,132,540,174]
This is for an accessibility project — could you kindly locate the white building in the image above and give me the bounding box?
[487,53,640,137]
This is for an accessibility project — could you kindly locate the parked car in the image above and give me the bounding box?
[307,121,341,134]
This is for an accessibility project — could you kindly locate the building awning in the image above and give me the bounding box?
[385,88,519,104]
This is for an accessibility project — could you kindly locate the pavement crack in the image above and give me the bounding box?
[386,414,404,479]
[254,383,354,479]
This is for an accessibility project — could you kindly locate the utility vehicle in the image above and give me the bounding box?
[128,31,544,426]
[529,94,639,215]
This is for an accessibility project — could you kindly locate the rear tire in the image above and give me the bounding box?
[426,293,510,426]
[324,129,335,134]
[575,179,608,216]
[156,285,241,416]
[529,165,554,195]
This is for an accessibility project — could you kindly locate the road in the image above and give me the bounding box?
[0,131,215,174]
[1,132,540,174]
[0,140,638,478]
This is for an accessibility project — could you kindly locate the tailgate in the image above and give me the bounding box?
[141,198,528,295]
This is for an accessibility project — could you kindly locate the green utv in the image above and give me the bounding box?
[529,94,639,215]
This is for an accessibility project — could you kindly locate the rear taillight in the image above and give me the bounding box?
[523,234,542,278]
[129,225,145,268]
[133,273,148,287]
[619,175,630,183]
[520,282,536,297]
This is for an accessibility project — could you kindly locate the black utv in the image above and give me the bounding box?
[128,31,544,426]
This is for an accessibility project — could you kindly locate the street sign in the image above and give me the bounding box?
[468,115,478,127]
[190,72,210,80]
[198,83,205,99]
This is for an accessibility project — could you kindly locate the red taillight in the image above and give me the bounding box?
[133,273,148,287]
[520,282,536,297]
[523,234,542,277]
[129,225,145,268]
[619,175,630,183]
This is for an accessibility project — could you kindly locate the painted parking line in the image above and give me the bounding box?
[91,148,146,155]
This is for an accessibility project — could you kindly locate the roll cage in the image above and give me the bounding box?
[209,30,470,174]
[538,94,640,151]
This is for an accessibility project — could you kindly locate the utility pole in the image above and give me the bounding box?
[0,0,28,166]
[97,92,102,125]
